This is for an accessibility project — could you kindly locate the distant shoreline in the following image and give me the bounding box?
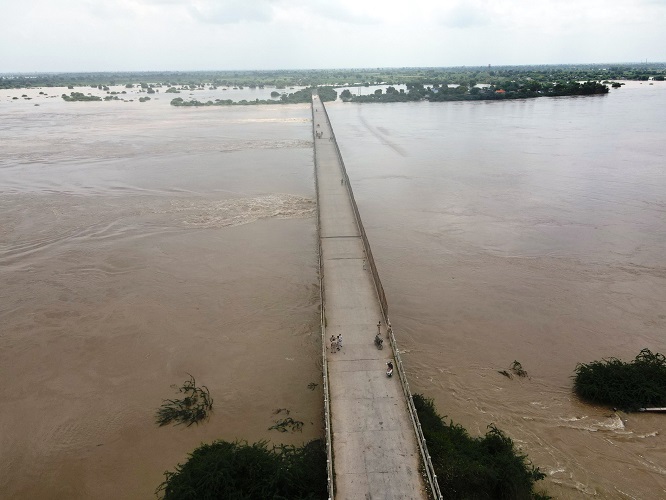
[2,64,664,91]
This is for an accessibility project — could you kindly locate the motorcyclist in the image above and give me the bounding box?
[374,332,383,348]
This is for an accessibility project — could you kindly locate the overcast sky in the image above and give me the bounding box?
[1,0,664,72]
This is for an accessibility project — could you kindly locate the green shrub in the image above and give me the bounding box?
[156,439,327,499]
[413,394,548,499]
[573,348,666,411]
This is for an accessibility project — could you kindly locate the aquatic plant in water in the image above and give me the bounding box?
[498,360,528,379]
[269,417,304,433]
[156,374,213,427]
[511,360,528,378]
[573,348,666,411]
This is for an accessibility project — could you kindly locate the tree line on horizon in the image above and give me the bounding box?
[2,63,665,90]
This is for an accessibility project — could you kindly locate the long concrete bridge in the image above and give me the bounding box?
[312,96,441,499]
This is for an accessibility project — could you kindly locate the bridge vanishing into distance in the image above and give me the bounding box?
[312,95,441,500]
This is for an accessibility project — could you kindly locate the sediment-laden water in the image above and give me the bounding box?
[0,96,321,499]
[327,81,666,499]
[1,82,665,498]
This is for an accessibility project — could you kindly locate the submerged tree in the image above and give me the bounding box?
[413,394,549,499]
[156,439,327,499]
[573,348,666,411]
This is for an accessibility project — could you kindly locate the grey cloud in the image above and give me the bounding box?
[84,0,138,20]
[132,0,191,4]
[131,0,378,25]
[439,4,490,28]
[302,1,379,25]
[188,0,276,24]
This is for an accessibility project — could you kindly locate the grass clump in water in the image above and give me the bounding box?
[413,394,549,499]
[573,348,666,411]
[269,417,304,433]
[155,374,213,427]
[156,439,327,499]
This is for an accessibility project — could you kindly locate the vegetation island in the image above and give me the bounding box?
[339,80,608,103]
[574,348,666,411]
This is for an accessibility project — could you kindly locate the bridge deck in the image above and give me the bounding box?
[313,97,427,499]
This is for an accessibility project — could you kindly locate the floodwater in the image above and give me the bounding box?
[327,81,666,499]
[0,91,321,499]
[1,81,665,499]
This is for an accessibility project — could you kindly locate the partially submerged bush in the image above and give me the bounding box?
[156,374,213,427]
[413,394,548,499]
[156,439,327,499]
[573,348,666,411]
[498,360,529,380]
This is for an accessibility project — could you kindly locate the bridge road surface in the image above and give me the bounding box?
[312,96,427,499]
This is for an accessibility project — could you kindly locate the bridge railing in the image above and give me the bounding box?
[318,100,388,320]
[311,99,335,500]
[318,97,442,500]
[386,318,443,500]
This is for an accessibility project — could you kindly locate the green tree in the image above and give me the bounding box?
[157,440,327,500]
[413,395,548,499]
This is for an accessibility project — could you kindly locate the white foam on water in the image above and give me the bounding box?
[167,194,315,228]
[557,414,625,432]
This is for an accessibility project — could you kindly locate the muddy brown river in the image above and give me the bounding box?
[1,82,665,498]
[328,81,666,499]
